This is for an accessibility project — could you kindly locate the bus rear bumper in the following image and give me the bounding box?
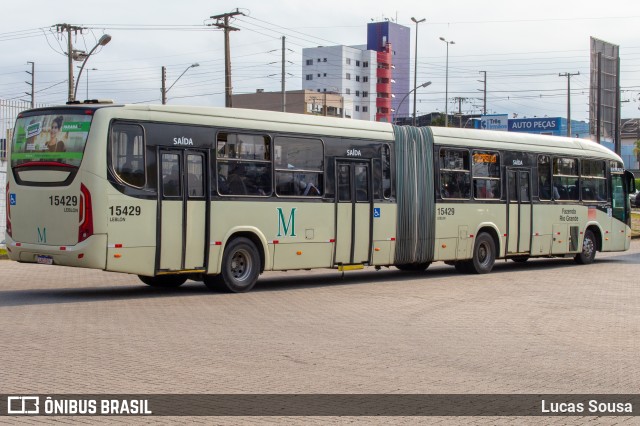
[5,234,107,270]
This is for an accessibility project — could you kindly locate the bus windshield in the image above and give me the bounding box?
[10,112,93,168]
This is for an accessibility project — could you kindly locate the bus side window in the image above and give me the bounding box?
[581,159,606,202]
[186,154,204,197]
[472,150,500,199]
[538,155,552,200]
[382,144,392,199]
[274,136,324,197]
[111,123,145,188]
[552,157,578,201]
[439,148,470,199]
[162,154,181,197]
[216,132,272,196]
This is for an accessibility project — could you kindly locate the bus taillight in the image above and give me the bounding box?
[78,184,93,243]
[5,183,11,237]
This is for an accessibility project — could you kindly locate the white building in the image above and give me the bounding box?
[302,45,379,121]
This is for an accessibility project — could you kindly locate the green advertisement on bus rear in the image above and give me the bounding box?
[11,113,93,167]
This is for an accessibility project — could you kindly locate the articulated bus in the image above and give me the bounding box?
[5,103,636,292]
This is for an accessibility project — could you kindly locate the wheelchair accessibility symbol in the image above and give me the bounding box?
[10,193,16,206]
[373,207,380,218]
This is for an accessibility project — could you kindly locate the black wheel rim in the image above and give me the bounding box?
[229,248,252,283]
[478,241,492,268]
[583,236,595,261]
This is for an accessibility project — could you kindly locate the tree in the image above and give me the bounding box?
[430,115,446,127]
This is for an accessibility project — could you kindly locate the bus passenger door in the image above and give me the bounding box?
[506,169,532,255]
[610,173,629,251]
[158,150,208,272]
[335,161,372,265]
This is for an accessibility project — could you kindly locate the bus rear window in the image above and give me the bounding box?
[10,113,92,168]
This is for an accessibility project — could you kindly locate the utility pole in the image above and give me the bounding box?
[323,92,327,116]
[559,71,580,137]
[281,36,286,112]
[26,61,35,107]
[478,71,487,115]
[161,66,167,105]
[453,97,467,127]
[56,23,85,103]
[210,9,243,108]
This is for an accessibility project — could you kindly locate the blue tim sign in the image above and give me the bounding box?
[480,114,508,131]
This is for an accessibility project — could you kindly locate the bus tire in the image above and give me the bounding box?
[574,229,597,265]
[470,233,496,274]
[207,237,261,293]
[138,274,187,288]
[396,262,430,271]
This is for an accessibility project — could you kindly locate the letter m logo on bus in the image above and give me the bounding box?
[277,207,297,237]
[37,227,47,243]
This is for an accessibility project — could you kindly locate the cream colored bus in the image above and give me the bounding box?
[5,103,636,292]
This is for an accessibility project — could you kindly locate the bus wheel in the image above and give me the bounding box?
[574,230,597,265]
[138,275,187,288]
[206,237,261,293]
[396,262,430,271]
[470,233,496,274]
[511,256,529,263]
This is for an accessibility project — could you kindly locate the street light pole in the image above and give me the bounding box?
[162,63,200,105]
[393,81,431,125]
[26,61,35,107]
[439,37,455,127]
[411,17,426,126]
[73,34,111,102]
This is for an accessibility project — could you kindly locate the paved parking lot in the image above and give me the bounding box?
[1,240,639,424]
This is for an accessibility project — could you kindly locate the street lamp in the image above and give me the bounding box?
[162,63,200,105]
[411,17,426,126]
[393,81,431,125]
[439,37,455,127]
[77,66,97,100]
[73,34,111,102]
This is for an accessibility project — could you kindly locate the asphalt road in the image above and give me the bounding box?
[1,240,639,424]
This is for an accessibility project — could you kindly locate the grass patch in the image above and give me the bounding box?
[0,248,8,259]
[632,212,640,239]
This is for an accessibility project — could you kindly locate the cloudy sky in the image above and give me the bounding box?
[1,0,639,122]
